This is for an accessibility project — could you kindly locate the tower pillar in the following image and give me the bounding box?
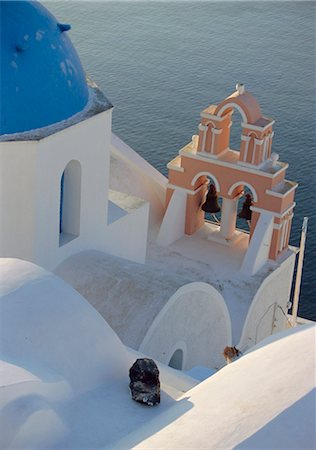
[220,197,239,240]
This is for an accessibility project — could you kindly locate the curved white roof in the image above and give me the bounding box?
[1,258,314,449]
[114,324,316,449]
[0,258,197,449]
[0,258,128,393]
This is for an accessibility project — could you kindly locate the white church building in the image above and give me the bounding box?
[0,0,301,370]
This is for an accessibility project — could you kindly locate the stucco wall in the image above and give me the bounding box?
[1,111,111,270]
[36,110,112,269]
[140,282,232,370]
[238,251,296,351]
[1,112,153,270]
[0,141,38,261]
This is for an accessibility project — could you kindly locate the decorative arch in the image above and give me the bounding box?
[139,282,232,370]
[216,102,248,123]
[191,172,221,192]
[228,181,258,203]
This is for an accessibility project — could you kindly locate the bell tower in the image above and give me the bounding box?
[157,85,297,275]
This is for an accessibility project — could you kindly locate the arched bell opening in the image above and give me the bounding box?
[200,176,222,228]
[236,187,254,232]
[215,102,248,155]
[227,182,258,238]
[185,172,222,236]
[229,108,245,151]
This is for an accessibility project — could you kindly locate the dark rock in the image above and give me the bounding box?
[129,358,160,406]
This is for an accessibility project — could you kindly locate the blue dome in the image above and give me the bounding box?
[0,1,89,135]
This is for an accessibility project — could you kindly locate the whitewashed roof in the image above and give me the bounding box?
[115,324,316,450]
[55,250,192,349]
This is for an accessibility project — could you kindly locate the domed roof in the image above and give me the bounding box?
[0,1,89,135]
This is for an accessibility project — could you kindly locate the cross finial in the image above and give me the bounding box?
[236,83,245,95]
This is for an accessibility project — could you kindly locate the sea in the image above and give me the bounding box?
[45,0,315,321]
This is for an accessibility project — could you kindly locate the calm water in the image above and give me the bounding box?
[46,1,315,320]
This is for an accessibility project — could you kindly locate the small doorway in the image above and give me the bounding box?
[168,349,184,370]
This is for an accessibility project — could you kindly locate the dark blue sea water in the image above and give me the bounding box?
[47,1,315,320]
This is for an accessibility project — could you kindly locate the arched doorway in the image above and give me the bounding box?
[168,349,184,370]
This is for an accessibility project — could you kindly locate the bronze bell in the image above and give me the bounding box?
[238,193,253,221]
[202,184,221,213]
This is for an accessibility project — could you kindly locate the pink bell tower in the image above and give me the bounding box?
[157,84,298,275]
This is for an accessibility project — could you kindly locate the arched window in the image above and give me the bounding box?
[246,132,257,164]
[168,349,184,370]
[59,160,81,246]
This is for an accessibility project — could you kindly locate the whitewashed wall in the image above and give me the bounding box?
[140,282,232,370]
[0,111,151,269]
[0,141,38,262]
[35,111,112,269]
[0,111,112,269]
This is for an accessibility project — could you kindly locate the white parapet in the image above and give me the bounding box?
[241,211,274,275]
[104,190,149,264]
[157,188,187,247]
